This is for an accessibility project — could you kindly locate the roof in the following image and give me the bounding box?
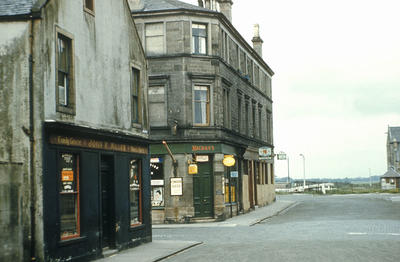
[131,0,211,13]
[0,0,34,17]
[381,168,400,178]
[388,126,400,143]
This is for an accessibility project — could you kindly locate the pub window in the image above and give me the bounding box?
[192,23,207,55]
[130,160,142,226]
[131,68,141,124]
[84,0,95,14]
[150,157,164,207]
[193,85,210,126]
[145,23,164,55]
[56,32,74,113]
[59,153,80,240]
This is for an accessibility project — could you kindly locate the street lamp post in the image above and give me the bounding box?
[299,154,305,190]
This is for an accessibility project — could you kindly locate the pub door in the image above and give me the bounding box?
[193,159,213,218]
[100,155,116,249]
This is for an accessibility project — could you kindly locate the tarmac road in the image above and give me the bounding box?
[154,194,400,262]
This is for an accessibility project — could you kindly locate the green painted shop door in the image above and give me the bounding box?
[193,159,213,217]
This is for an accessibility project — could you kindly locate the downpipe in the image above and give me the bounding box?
[29,18,36,262]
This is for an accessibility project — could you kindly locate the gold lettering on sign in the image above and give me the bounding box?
[192,145,215,152]
[49,135,148,154]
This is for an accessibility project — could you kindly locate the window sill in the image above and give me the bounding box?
[83,7,95,16]
[129,224,146,232]
[58,236,87,247]
[56,105,75,115]
[152,206,165,210]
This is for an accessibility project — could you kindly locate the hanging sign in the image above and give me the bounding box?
[259,147,272,157]
[223,155,235,167]
[188,163,198,174]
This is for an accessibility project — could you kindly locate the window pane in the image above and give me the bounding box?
[58,37,69,72]
[58,72,68,106]
[85,0,94,11]
[130,160,141,225]
[59,153,79,240]
[193,86,209,125]
[60,194,78,238]
[192,24,207,54]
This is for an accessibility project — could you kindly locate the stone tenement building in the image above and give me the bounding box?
[0,0,151,261]
[130,0,275,223]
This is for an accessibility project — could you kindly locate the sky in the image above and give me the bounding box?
[182,0,400,179]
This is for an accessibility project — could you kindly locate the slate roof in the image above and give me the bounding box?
[389,127,400,142]
[381,168,400,178]
[132,0,212,13]
[0,0,34,17]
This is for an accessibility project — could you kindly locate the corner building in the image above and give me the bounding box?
[131,0,275,223]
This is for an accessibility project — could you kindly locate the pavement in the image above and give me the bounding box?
[96,200,296,262]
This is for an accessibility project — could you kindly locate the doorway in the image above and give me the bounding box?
[193,158,213,218]
[100,155,115,249]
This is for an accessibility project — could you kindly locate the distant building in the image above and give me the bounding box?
[130,0,275,224]
[0,0,151,261]
[382,126,400,189]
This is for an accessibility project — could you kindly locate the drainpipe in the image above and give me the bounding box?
[29,18,36,262]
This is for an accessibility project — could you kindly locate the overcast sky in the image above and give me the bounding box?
[182,0,400,179]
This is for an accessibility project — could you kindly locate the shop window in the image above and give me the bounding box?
[129,160,142,226]
[145,23,164,55]
[150,157,164,207]
[84,0,95,14]
[131,68,141,124]
[59,153,80,240]
[224,166,237,203]
[192,23,207,55]
[193,85,210,126]
[56,30,75,114]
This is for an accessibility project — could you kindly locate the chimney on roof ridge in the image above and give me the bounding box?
[252,24,263,58]
[198,0,204,7]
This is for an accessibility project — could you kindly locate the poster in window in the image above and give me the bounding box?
[151,187,164,207]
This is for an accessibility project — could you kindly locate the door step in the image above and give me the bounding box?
[190,217,216,223]
[102,248,118,258]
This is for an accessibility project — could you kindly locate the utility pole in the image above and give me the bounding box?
[300,154,306,190]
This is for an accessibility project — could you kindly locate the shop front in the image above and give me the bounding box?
[149,142,242,223]
[43,122,151,261]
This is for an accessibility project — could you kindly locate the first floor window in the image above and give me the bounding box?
[193,85,210,125]
[59,153,80,240]
[131,68,140,123]
[130,159,142,226]
[57,34,72,107]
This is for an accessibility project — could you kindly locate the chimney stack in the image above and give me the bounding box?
[218,0,233,22]
[198,0,204,7]
[252,24,263,57]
